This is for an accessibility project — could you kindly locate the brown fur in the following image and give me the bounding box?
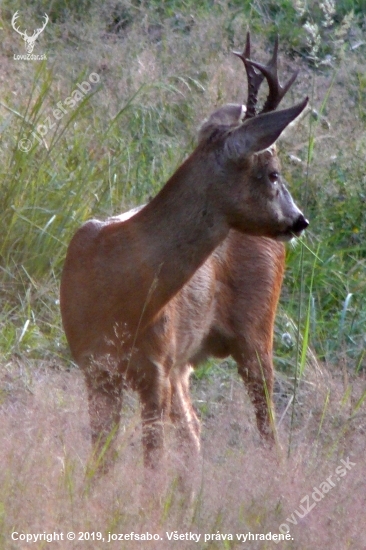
[60,44,308,480]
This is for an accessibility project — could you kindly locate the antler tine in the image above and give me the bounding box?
[246,36,299,113]
[233,32,265,119]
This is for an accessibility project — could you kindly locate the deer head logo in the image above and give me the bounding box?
[12,11,49,54]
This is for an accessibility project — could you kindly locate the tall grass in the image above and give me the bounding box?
[1,0,365,368]
[0,0,366,547]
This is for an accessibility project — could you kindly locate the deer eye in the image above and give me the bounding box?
[269,171,280,184]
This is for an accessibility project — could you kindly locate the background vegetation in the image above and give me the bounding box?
[0,0,365,548]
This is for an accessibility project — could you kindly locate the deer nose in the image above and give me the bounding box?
[292,214,309,235]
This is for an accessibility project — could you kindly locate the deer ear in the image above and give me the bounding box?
[224,97,308,161]
[198,104,244,142]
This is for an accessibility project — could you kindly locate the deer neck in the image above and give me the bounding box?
[112,149,229,328]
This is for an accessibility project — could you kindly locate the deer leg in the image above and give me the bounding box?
[169,365,201,498]
[83,363,124,476]
[170,365,200,456]
[132,357,171,476]
[127,356,173,512]
[235,348,275,442]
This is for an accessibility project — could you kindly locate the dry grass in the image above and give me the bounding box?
[0,360,365,549]
[1,2,366,548]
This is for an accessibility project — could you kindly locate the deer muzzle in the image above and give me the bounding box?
[291,214,309,236]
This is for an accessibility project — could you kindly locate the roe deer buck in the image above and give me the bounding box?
[60,33,308,479]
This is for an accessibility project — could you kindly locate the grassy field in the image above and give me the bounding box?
[0,0,366,548]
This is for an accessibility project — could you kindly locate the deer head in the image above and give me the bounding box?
[12,11,49,54]
[198,32,308,241]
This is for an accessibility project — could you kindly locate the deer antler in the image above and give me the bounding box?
[233,32,265,119]
[233,32,298,118]
[248,36,298,114]
[11,11,49,39]
[32,13,49,40]
[11,11,27,38]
